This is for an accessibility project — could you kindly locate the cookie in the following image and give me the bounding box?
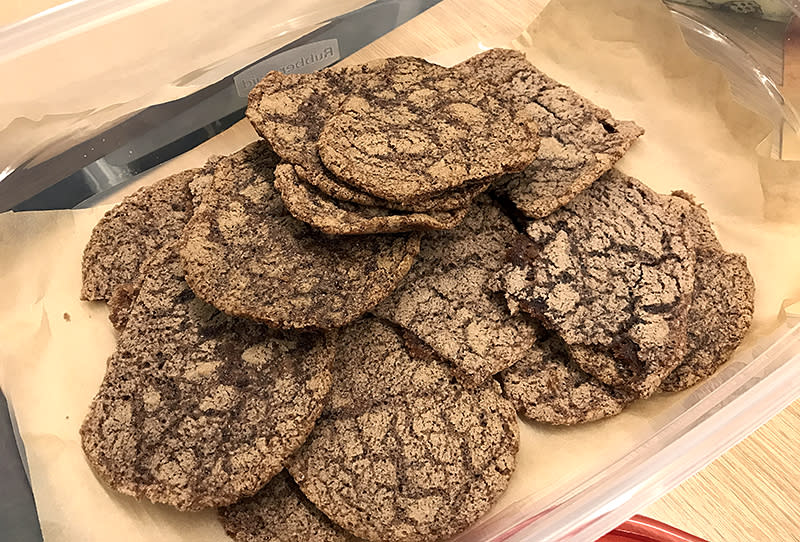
[247,68,358,175]
[80,168,198,300]
[80,243,334,510]
[180,141,421,329]
[457,48,644,218]
[246,68,383,206]
[318,56,539,202]
[288,318,519,542]
[499,330,633,425]
[660,195,754,391]
[373,196,539,388]
[247,65,492,212]
[274,164,468,235]
[498,170,695,398]
[219,470,362,542]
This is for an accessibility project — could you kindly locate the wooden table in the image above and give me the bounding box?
[4,1,800,540]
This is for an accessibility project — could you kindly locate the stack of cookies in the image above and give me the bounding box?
[78,48,754,542]
[247,55,539,235]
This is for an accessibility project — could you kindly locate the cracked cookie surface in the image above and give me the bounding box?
[499,330,633,425]
[81,168,198,300]
[373,196,539,388]
[287,318,519,542]
[246,67,382,208]
[457,48,643,218]
[274,164,468,235]
[660,194,754,391]
[180,141,421,329]
[219,470,362,542]
[80,243,334,510]
[318,56,538,202]
[498,170,695,397]
[247,66,490,212]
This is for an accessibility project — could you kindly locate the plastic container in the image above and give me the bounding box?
[1,2,800,542]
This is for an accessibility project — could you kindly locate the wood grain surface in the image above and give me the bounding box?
[5,1,800,540]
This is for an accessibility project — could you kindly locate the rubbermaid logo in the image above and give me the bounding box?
[235,39,341,97]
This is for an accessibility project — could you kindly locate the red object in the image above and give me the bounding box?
[598,515,709,542]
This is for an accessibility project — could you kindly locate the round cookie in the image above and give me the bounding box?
[456,48,643,219]
[247,66,493,212]
[372,196,539,389]
[274,163,468,235]
[81,167,198,301]
[660,194,754,391]
[499,331,633,425]
[246,67,365,173]
[288,318,519,542]
[498,170,695,398]
[180,141,421,329]
[246,67,383,208]
[318,56,539,202]
[80,242,335,510]
[219,471,362,542]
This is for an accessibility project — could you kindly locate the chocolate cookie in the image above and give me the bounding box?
[498,170,695,398]
[180,141,421,329]
[660,195,754,391]
[318,56,539,202]
[247,65,491,212]
[80,168,198,300]
[499,330,633,425]
[288,318,519,542]
[274,164,468,235]
[246,68,358,173]
[457,48,643,218]
[373,196,539,388]
[219,471,362,542]
[246,68,382,207]
[80,243,334,510]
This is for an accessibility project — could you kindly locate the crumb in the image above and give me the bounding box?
[63,312,71,322]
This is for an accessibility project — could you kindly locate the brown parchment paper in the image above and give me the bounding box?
[2,1,800,541]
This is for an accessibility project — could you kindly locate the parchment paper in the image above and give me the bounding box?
[1,1,800,541]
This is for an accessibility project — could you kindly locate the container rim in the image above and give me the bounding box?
[485,318,800,542]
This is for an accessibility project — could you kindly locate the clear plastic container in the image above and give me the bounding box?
[2,2,800,542]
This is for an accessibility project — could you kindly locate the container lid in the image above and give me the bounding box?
[599,516,708,542]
